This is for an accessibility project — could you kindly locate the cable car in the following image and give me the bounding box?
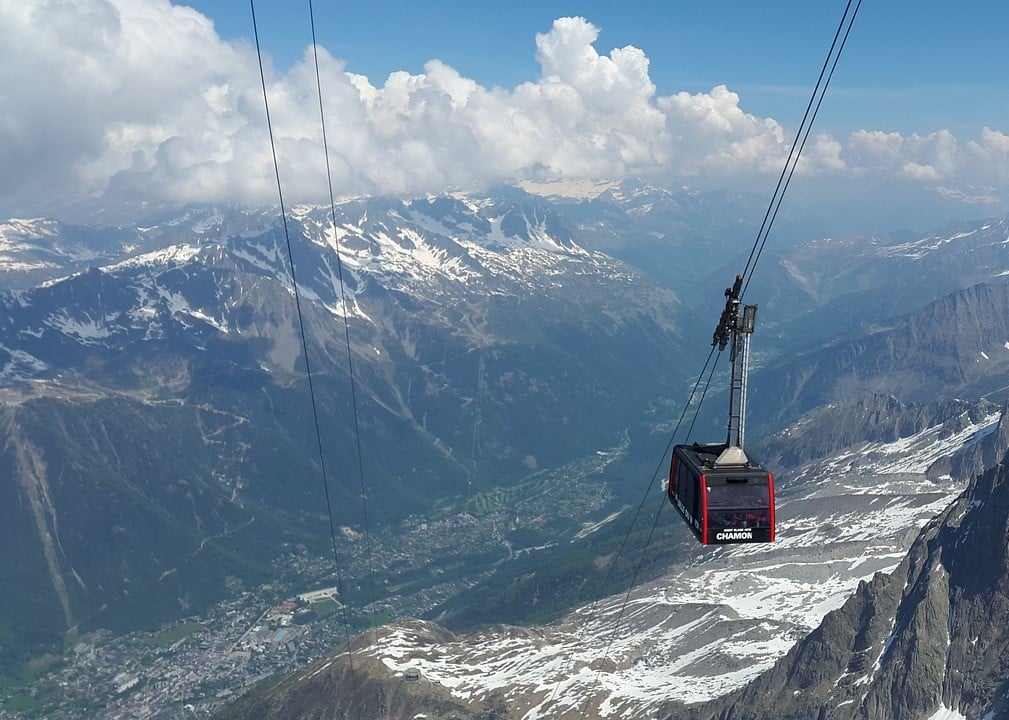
[669,275,776,544]
[668,442,775,544]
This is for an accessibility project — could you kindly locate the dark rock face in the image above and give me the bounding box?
[933,399,1009,483]
[757,394,1000,468]
[691,410,1009,720]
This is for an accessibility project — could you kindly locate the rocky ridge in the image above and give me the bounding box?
[702,405,1009,720]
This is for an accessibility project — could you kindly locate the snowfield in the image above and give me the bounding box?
[353,410,1000,718]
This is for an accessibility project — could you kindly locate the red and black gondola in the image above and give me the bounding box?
[668,442,775,545]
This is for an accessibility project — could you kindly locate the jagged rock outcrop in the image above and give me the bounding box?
[757,394,999,468]
[929,398,1009,482]
[689,409,1009,720]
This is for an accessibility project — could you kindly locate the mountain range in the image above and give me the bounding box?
[4,180,1009,719]
[2,184,696,663]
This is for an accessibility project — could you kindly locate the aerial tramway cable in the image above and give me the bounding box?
[568,0,863,713]
[741,0,862,297]
[583,352,720,695]
[544,346,718,707]
[308,0,378,608]
[250,2,362,717]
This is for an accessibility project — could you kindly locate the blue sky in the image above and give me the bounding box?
[189,0,1009,137]
[2,0,1008,229]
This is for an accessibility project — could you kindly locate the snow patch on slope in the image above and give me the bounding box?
[46,311,117,344]
[927,706,967,720]
[108,243,202,269]
[0,345,47,379]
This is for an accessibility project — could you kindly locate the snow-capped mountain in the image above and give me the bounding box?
[0,217,126,289]
[1,190,690,482]
[0,192,681,382]
[0,207,279,290]
[214,399,1002,720]
[0,186,691,660]
[744,217,1009,352]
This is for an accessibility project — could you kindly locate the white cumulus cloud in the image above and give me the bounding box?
[1,0,1007,223]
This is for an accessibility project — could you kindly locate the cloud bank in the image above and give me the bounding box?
[2,1,1007,223]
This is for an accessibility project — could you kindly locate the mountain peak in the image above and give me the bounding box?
[512,177,622,199]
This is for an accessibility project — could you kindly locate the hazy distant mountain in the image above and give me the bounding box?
[0,208,278,290]
[744,217,1009,353]
[745,279,1009,436]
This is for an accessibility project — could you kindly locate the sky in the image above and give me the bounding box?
[3,0,1009,230]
